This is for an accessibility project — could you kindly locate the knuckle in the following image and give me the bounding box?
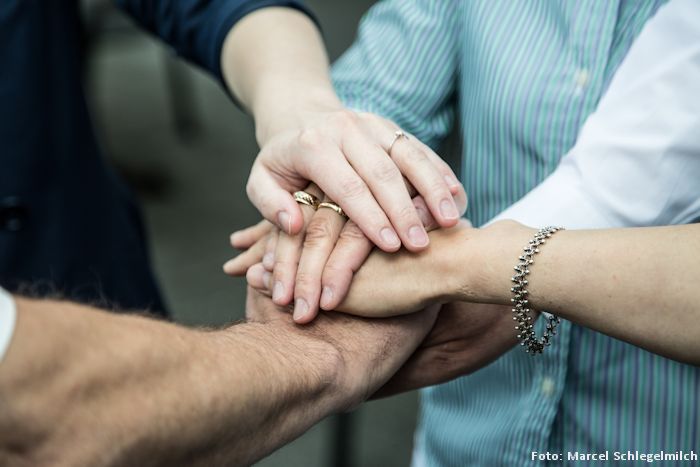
[394,203,420,223]
[402,147,428,165]
[428,177,451,195]
[304,220,335,247]
[371,159,401,183]
[297,127,326,151]
[338,176,368,200]
[339,223,368,242]
[295,271,319,290]
[245,177,257,200]
[322,262,352,284]
[273,258,299,275]
[333,109,359,127]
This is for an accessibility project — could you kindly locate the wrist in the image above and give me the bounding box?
[452,220,537,304]
[217,320,347,413]
[253,87,343,146]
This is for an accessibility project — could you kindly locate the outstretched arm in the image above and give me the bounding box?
[333,221,700,366]
[117,1,462,252]
[0,292,435,466]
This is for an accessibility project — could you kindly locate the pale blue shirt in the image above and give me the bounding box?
[333,1,700,465]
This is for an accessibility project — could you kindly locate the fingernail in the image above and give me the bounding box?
[272,281,284,302]
[230,232,241,245]
[320,286,334,309]
[222,260,235,273]
[262,252,275,270]
[293,298,309,321]
[444,174,460,188]
[277,211,291,234]
[380,227,401,247]
[408,225,429,247]
[440,198,459,220]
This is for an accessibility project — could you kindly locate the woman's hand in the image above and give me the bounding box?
[248,109,465,253]
[224,186,467,322]
[236,220,475,319]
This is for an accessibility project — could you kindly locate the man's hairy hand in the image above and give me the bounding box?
[376,302,518,398]
[246,288,439,409]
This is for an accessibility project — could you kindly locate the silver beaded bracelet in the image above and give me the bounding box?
[511,226,564,355]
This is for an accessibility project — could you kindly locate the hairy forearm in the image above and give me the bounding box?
[459,222,700,364]
[0,298,340,466]
[221,7,342,145]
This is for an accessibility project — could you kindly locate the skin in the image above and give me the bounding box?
[224,185,468,322]
[223,8,464,254]
[0,6,475,465]
[0,293,437,466]
[239,220,700,365]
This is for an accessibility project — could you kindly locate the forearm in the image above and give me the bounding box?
[221,7,342,145]
[458,222,700,364]
[0,298,340,466]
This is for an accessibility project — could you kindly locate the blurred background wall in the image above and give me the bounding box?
[80,1,435,466]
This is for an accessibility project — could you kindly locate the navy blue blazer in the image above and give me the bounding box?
[0,0,311,315]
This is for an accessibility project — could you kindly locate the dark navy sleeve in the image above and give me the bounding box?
[114,0,317,83]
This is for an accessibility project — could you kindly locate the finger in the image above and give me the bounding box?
[246,161,305,236]
[303,151,402,253]
[223,235,268,276]
[340,132,430,252]
[388,136,461,229]
[246,263,273,297]
[230,220,273,250]
[292,202,347,324]
[413,139,468,217]
[413,195,440,232]
[320,220,373,310]
[262,229,278,272]
[271,185,323,306]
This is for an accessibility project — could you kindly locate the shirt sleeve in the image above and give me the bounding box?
[0,287,17,364]
[332,0,461,149]
[114,0,317,83]
[491,0,700,230]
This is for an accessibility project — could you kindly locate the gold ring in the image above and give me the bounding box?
[294,191,320,209]
[388,130,410,154]
[318,201,348,219]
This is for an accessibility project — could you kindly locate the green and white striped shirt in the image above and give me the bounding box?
[333,1,699,465]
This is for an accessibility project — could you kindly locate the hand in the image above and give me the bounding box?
[224,186,468,323]
[245,288,439,409]
[248,108,465,253]
[376,301,519,398]
[236,220,474,319]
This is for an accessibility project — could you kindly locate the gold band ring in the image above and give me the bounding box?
[388,130,410,154]
[293,191,320,209]
[318,201,348,219]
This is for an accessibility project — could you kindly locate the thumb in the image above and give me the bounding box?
[246,162,305,235]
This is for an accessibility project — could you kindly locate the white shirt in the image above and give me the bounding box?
[494,0,700,229]
[0,287,16,363]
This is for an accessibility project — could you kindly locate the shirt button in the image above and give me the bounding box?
[541,377,556,397]
[0,197,28,232]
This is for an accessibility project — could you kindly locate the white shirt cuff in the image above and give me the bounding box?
[0,287,17,363]
[488,161,618,229]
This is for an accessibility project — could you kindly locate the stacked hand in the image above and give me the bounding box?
[235,106,468,322]
[229,106,521,396]
[228,200,521,397]
[226,180,467,322]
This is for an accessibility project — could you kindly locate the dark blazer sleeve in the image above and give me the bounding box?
[114,0,316,83]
